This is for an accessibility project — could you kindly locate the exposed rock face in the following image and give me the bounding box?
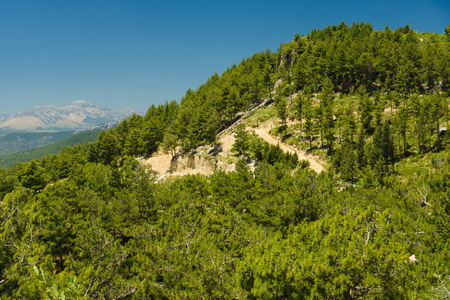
[169,154,223,174]
[0,100,134,133]
[142,145,239,179]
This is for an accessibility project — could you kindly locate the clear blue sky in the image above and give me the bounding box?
[1,0,448,115]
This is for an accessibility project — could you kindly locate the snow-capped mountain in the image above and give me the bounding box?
[73,121,121,134]
[0,100,134,133]
[0,114,8,123]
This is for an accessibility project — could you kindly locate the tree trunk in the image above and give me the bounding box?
[60,254,64,271]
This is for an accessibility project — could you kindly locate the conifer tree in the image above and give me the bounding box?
[232,124,250,156]
[381,121,396,172]
[124,128,144,156]
[142,118,164,155]
[357,86,374,132]
[428,92,448,148]
[96,131,121,165]
[321,78,335,152]
[275,95,288,129]
[294,93,304,142]
[395,106,409,155]
[410,94,428,153]
[334,104,345,144]
[303,93,315,149]
[343,105,357,142]
[355,125,366,169]
[19,160,47,192]
[373,89,384,128]
[340,142,357,183]
[162,131,178,157]
[263,61,273,100]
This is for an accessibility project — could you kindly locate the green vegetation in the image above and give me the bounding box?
[1,22,450,299]
[0,130,101,168]
[0,131,74,157]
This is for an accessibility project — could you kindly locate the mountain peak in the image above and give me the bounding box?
[0,101,134,133]
[70,100,95,107]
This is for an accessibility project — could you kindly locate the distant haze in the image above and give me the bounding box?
[0,100,134,134]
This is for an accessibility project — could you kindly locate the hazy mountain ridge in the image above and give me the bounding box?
[0,100,134,133]
[73,121,121,134]
[0,131,74,157]
[0,129,101,168]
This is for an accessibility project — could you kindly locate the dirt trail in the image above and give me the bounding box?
[250,125,325,173]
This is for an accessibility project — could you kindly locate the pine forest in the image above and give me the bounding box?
[1,22,450,299]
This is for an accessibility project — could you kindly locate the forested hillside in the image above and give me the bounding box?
[0,131,74,157]
[1,22,450,299]
[0,130,101,169]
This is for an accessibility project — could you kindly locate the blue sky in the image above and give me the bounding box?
[1,0,448,115]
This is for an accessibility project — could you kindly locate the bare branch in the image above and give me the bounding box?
[416,187,432,206]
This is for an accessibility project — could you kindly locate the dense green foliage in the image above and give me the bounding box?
[1,22,450,299]
[1,143,450,299]
[289,22,449,93]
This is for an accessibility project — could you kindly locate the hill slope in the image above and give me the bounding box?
[0,131,74,157]
[0,129,101,168]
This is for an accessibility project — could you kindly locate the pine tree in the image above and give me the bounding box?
[340,142,357,183]
[96,131,121,165]
[318,77,335,149]
[334,105,345,144]
[124,128,144,156]
[357,86,374,132]
[275,95,288,129]
[295,93,304,142]
[428,92,448,148]
[373,90,384,128]
[303,94,315,149]
[410,94,428,153]
[162,132,178,157]
[381,121,396,172]
[263,61,272,100]
[395,106,409,155]
[232,124,250,156]
[343,106,357,142]
[19,160,47,192]
[355,125,366,169]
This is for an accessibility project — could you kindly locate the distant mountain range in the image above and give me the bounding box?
[73,121,121,134]
[0,100,134,134]
[0,131,74,157]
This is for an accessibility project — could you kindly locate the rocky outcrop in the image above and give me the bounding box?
[168,153,236,174]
